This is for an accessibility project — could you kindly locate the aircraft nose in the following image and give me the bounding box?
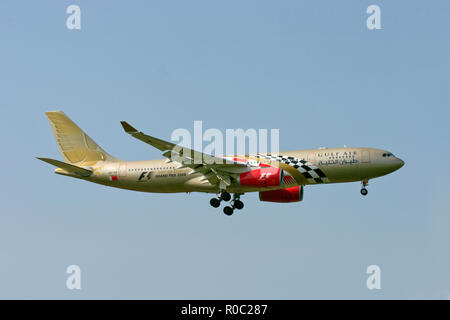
[395,158,405,170]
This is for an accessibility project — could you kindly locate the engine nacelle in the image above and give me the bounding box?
[259,186,304,203]
[238,167,283,188]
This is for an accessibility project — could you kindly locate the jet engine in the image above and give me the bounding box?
[259,186,304,203]
[238,167,283,187]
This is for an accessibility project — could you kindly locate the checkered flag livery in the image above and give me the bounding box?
[256,154,330,184]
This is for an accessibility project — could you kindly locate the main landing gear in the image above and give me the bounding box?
[210,191,244,216]
[360,180,369,196]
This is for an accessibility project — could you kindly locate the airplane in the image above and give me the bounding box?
[37,111,404,216]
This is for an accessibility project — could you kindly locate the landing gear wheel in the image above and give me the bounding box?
[233,200,244,210]
[223,206,234,216]
[361,188,368,196]
[220,191,231,202]
[210,198,220,208]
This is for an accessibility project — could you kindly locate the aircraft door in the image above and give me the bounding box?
[361,150,371,163]
[307,152,316,165]
[118,163,127,177]
[359,150,371,181]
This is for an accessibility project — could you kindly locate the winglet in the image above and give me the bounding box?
[120,121,139,133]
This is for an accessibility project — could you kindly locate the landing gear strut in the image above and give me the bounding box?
[231,194,244,210]
[360,180,369,196]
[209,191,244,215]
[209,191,231,208]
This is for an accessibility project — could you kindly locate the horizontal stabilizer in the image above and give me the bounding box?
[36,157,93,177]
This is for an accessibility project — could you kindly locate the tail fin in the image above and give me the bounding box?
[45,111,118,165]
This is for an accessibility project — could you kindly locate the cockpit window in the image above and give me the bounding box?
[382,153,395,157]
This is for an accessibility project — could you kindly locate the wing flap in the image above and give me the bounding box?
[120,121,249,187]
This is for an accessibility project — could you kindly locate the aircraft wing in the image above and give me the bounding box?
[120,121,250,187]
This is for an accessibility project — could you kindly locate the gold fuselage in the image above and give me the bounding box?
[56,147,404,194]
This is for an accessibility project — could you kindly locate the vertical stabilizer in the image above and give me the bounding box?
[45,111,118,165]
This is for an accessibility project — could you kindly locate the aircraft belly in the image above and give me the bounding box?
[317,165,360,184]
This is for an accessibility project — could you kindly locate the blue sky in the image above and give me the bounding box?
[0,1,449,299]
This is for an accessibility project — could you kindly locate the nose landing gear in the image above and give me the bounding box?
[209,191,244,215]
[360,180,369,196]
